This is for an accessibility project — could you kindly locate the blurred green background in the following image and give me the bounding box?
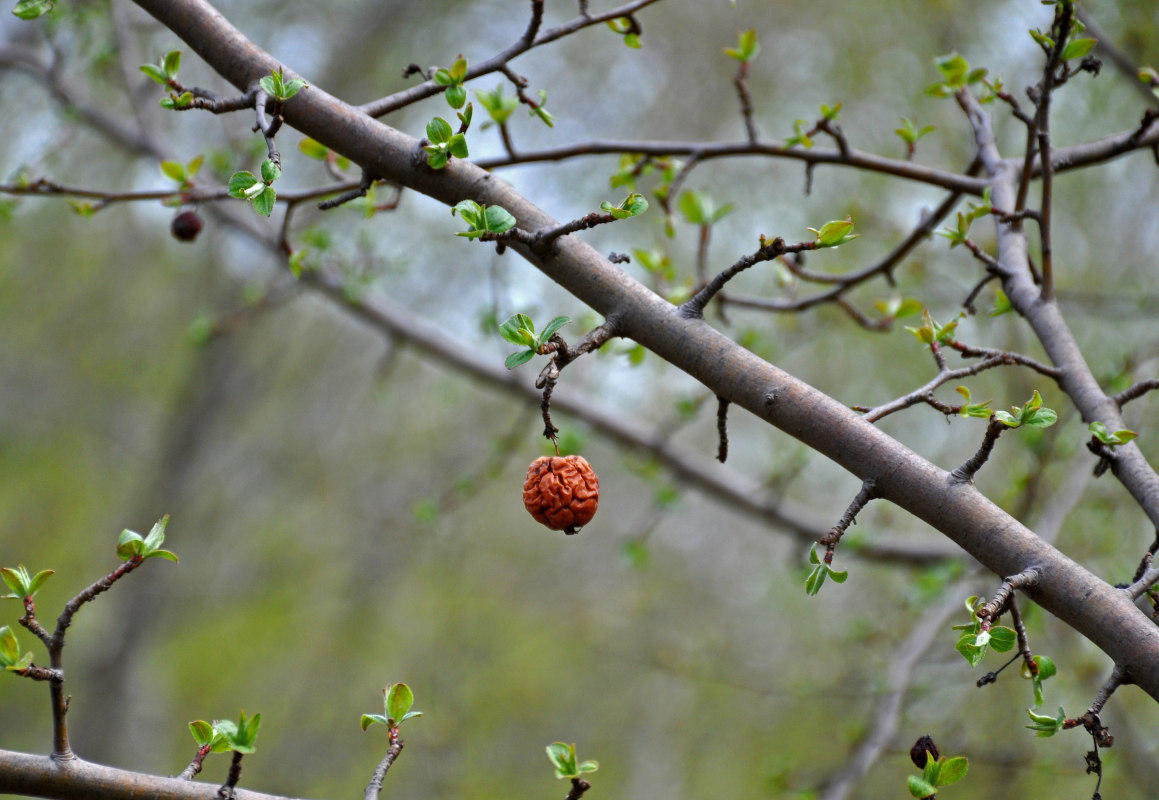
[2,0,1159,797]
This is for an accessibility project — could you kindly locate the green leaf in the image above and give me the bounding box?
[142,516,168,551]
[140,63,168,85]
[577,760,599,774]
[228,171,260,198]
[163,50,181,80]
[452,200,482,226]
[299,138,328,160]
[994,410,1018,427]
[482,205,515,233]
[1061,37,1096,61]
[505,350,535,369]
[361,713,388,731]
[426,149,449,170]
[426,117,453,144]
[433,69,453,86]
[259,73,280,98]
[0,625,25,667]
[808,218,859,248]
[907,775,938,799]
[446,84,467,109]
[1031,654,1057,681]
[189,720,215,746]
[539,316,571,343]
[117,528,145,560]
[281,78,307,99]
[498,313,534,345]
[26,568,55,595]
[385,683,414,723]
[1025,706,1065,737]
[252,186,277,217]
[1089,421,1137,446]
[937,756,968,787]
[601,192,649,220]
[828,567,848,584]
[988,625,1017,652]
[805,564,827,596]
[12,0,54,20]
[260,159,281,184]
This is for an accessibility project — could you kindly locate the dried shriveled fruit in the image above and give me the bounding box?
[523,455,599,534]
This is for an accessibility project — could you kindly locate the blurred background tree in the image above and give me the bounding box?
[1,1,1158,798]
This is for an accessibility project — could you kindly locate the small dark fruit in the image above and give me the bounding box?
[171,210,203,242]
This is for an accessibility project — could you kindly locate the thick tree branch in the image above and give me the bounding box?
[0,752,302,800]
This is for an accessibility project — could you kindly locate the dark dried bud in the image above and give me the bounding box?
[523,455,599,534]
[910,734,939,769]
[171,210,203,242]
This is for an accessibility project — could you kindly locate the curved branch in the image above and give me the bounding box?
[476,138,988,194]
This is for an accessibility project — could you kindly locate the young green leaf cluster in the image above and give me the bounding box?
[954,386,994,419]
[498,314,570,369]
[937,189,992,248]
[905,309,961,346]
[228,159,281,218]
[1089,421,1138,447]
[600,192,649,220]
[141,51,193,109]
[804,543,847,595]
[546,742,599,780]
[361,683,423,731]
[1,565,54,599]
[895,117,936,152]
[452,199,515,238]
[908,752,968,799]
[116,516,178,562]
[160,155,204,192]
[424,117,469,169]
[926,52,989,97]
[190,711,262,754]
[189,711,262,754]
[259,67,307,102]
[677,190,733,226]
[475,84,519,126]
[1026,706,1066,737]
[434,56,469,109]
[1029,11,1096,62]
[993,389,1057,429]
[606,17,641,49]
[952,595,1017,667]
[724,29,759,63]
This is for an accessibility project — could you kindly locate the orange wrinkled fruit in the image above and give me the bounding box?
[522,455,599,534]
